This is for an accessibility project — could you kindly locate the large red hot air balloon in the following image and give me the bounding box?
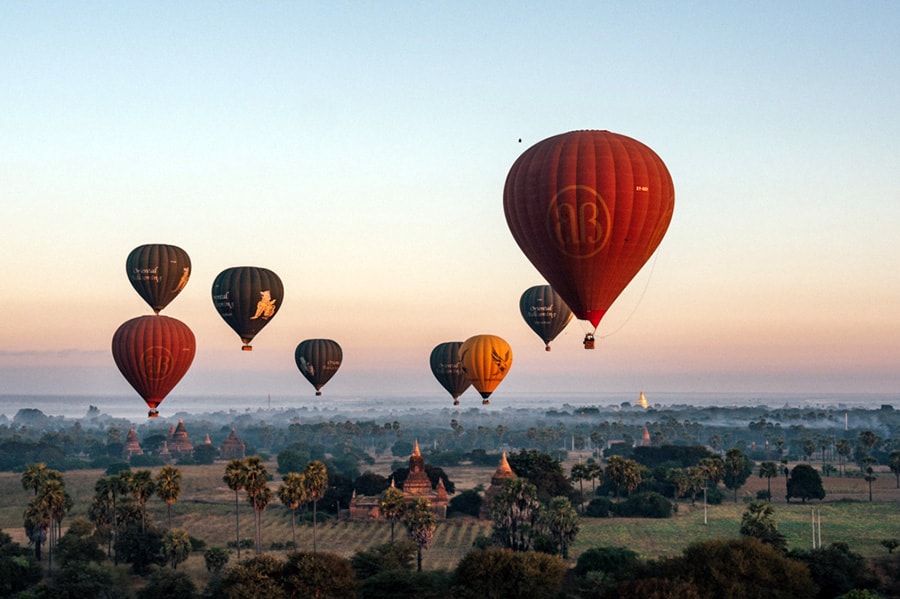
[111,315,196,418]
[504,130,674,347]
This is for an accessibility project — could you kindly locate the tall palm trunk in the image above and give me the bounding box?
[312,500,318,553]
[234,490,241,559]
[290,509,296,548]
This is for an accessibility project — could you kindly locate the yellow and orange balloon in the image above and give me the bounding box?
[459,334,512,405]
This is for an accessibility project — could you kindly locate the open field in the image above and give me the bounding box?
[3,459,900,577]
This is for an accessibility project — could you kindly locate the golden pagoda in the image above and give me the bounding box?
[480,451,517,519]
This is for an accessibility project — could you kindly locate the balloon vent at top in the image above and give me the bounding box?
[504,130,674,335]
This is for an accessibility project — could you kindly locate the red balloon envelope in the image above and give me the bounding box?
[112,315,196,418]
[504,130,674,332]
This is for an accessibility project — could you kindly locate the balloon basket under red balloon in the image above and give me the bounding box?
[583,334,595,350]
[482,399,490,405]
[148,410,159,418]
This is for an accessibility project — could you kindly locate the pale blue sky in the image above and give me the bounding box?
[2,2,900,407]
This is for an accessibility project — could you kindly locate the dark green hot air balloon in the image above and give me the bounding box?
[126,244,191,314]
[211,266,284,350]
[295,338,342,395]
[429,341,470,405]
[519,285,573,351]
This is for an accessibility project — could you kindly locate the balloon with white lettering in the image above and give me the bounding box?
[429,341,471,405]
[519,285,573,351]
[126,244,191,314]
[294,339,343,396]
[212,266,284,351]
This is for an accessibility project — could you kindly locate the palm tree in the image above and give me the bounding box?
[585,461,603,493]
[699,456,725,487]
[277,472,307,548]
[740,499,786,552]
[864,461,877,502]
[605,455,642,499]
[155,465,183,529]
[836,439,852,476]
[569,463,590,511]
[378,482,406,543]
[758,461,779,500]
[95,474,129,563]
[669,468,690,502]
[42,479,72,549]
[24,495,50,562]
[223,458,249,559]
[889,450,900,488]
[724,448,749,502]
[21,463,50,496]
[243,456,271,554]
[490,478,541,551]
[698,456,724,525]
[162,528,192,569]
[542,496,579,558]
[403,497,436,572]
[127,469,156,532]
[303,460,328,553]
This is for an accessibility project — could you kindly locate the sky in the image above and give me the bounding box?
[2,2,900,407]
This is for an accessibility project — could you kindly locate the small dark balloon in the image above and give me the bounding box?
[518,138,522,143]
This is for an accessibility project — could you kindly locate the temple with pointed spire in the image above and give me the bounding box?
[219,428,246,460]
[166,419,194,460]
[122,428,144,460]
[480,451,517,519]
[349,438,449,519]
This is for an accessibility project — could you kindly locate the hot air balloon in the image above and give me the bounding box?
[459,334,512,405]
[126,244,191,314]
[211,266,284,350]
[504,130,674,348]
[519,285,573,351]
[111,315,196,417]
[294,339,342,396]
[429,342,471,406]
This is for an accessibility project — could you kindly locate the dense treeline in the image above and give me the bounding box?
[4,402,900,474]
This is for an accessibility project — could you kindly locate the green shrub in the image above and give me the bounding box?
[610,492,673,518]
[585,497,612,518]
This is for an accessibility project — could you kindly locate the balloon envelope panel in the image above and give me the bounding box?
[504,130,674,329]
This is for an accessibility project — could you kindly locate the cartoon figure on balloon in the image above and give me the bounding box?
[251,289,277,320]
